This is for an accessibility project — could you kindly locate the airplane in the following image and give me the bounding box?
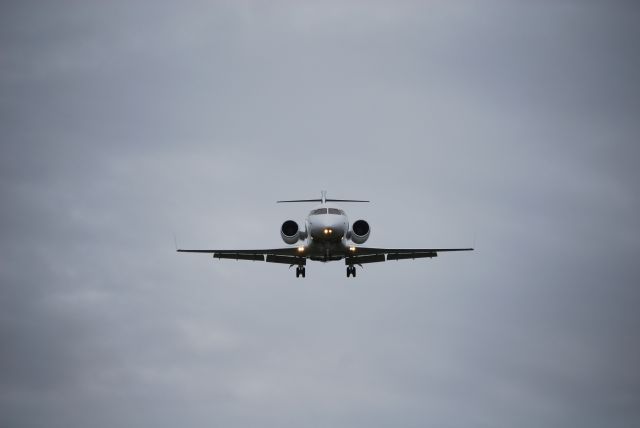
[177,191,473,278]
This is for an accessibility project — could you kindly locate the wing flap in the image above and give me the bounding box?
[353,247,473,255]
[178,247,304,263]
[266,255,306,265]
[387,251,437,260]
[178,248,301,255]
[346,254,386,264]
[214,253,264,261]
[344,247,472,263]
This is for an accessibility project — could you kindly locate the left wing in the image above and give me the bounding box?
[346,247,473,264]
[177,247,307,265]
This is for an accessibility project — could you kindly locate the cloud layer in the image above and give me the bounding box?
[1,1,639,427]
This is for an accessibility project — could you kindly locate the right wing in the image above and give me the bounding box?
[177,247,307,265]
[346,247,473,264]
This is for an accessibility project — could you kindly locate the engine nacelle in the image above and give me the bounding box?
[281,220,304,244]
[349,219,370,244]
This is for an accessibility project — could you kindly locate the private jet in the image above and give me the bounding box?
[177,191,473,277]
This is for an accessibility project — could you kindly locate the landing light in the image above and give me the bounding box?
[297,246,305,252]
[349,246,356,252]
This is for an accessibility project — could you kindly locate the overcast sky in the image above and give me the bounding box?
[1,1,639,427]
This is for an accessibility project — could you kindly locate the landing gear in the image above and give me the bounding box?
[295,266,306,278]
[346,265,356,278]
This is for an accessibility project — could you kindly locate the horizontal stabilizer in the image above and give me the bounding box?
[277,199,369,203]
[278,191,369,204]
[276,199,323,203]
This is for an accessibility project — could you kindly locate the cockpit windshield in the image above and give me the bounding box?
[310,208,345,215]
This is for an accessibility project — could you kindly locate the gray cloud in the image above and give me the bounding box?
[1,1,639,427]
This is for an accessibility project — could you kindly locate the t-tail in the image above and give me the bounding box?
[277,190,369,204]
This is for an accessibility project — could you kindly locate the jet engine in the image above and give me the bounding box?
[349,219,370,244]
[281,220,303,244]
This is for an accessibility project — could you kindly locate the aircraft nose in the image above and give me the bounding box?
[309,216,346,239]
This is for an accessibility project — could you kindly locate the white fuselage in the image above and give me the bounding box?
[303,204,351,262]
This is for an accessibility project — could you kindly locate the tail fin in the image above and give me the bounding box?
[277,191,369,204]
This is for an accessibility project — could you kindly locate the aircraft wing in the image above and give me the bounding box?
[177,247,307,265]
[346,247,473,264]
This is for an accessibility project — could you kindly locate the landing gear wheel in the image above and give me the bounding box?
[347,266,356,277]
[301,267,306,278]
[295,267,300,278]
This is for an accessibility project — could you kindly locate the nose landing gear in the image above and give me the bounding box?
[295,266,306,278]
[346,265,356,278]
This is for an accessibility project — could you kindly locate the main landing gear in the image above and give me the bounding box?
[295,266,306,278]
[346,265,356,278]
